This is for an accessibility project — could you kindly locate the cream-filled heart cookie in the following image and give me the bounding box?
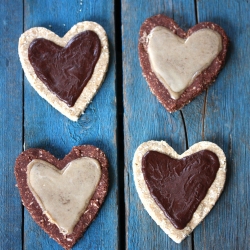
[133,140,226,243]
[19,22,109,121]
[15,145,108,249]
[139,14,229,112]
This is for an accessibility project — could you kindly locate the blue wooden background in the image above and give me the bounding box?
[0,0,250,249]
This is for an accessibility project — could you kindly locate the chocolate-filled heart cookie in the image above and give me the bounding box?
[133,140,226,243]
[15,145,108,249]
[138,14,229,112]
[19,21,109,121]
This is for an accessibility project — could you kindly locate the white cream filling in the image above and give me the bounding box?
[148,27,222,99]
[27,157,101,235]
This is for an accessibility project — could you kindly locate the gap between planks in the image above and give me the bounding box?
[115,0,126,249]
[21,78,25,250]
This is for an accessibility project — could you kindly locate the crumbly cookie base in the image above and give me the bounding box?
[19,21,109,121]
[133,140,226,243]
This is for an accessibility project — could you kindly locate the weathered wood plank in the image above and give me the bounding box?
[193,1,250,249]
[23,0,118,249]
[122,0,196,248]
[0,1,23,249]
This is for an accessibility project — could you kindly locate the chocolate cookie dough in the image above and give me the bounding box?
[138,14,229,112]
[15,145,109,249]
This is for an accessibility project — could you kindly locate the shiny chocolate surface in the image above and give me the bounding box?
[142,150,220,229]
[28,31,101,107]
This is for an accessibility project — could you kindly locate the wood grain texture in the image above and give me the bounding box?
[23,0,118,249]
[0,1,23,249]
[1,0,250,249]
[122,0,195,249]
[193,1,250,249]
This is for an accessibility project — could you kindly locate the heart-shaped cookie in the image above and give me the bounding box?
[15,145,108,249]
[138,14,229,112]
[19,21,109,121]
[133,140,226,243]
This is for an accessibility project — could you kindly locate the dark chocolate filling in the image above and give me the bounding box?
[28,30,101,107]
[142,150,220,229]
